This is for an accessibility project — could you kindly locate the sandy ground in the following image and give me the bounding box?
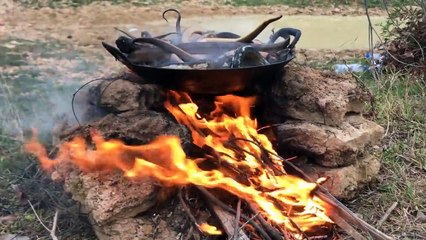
[0,1,386,47]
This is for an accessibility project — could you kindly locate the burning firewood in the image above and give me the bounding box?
[22,9,393,240]
[25,88,392,239]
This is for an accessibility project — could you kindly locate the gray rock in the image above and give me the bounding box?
[98,79,142,113]
[263,65,371,126]
[62,171,161,226]
[60,110,192,150]
[91,196,190,240]
[275,115,384,167]
[298,155,381,199]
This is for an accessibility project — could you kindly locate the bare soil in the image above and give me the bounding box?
[1,1,386,47]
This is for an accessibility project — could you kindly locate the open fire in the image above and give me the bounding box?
[25,91,333,239]
[22,9,393,240]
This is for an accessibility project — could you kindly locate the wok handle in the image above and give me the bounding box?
[268,28,302,50]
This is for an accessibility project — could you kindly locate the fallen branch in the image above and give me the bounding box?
[183,225,195,240]
[200,134,392,239]
[288,217,310,240]
[274,151,394,240]
[327,211,365,240]
[238,212,260,234]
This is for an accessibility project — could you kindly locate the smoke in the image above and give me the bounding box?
[0,38,111,143]
[0,75,94,143]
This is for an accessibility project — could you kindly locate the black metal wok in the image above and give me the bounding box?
[103,42,294,95]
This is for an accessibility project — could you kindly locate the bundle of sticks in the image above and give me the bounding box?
[162,93,394,240]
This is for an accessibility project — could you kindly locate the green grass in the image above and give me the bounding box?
[346,70,426,238]
[299,51,426,237]
[0,38,100,239]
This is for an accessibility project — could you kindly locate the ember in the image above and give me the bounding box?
[26,91,333,238]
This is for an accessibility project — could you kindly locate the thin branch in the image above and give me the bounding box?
[183,225,195,240]
[178,187,200,230]
[51,211,59,240]
[288,217,309,240]
[28,200,50,232]
[197,187,272,240]
[239,212,260,233]
[377,202,398,227]
[27,200,59,240]
[248,203,284,240]
[210,204,249,240]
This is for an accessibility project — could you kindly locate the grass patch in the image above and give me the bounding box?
[0,38,99,239]
[346,70,426,239]
[304,54,426,237]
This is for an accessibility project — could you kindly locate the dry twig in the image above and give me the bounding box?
[209,204,249,240]
[178,187,200,230]
[247,203,283,240]
[377,202,398,228]
[27,200,59,240]
[197,187,272,240]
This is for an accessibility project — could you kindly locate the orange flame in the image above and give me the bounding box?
[24,91,333,236]
[199,223,222,235]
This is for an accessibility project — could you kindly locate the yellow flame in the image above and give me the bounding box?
[24,91,333,236]
[199,223,222,235]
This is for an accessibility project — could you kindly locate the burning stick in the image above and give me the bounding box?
[247,203,284,240]
[197,187,273,240]
[263,147,394,240]
[232,199,242,240]
[210,204,249,240]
